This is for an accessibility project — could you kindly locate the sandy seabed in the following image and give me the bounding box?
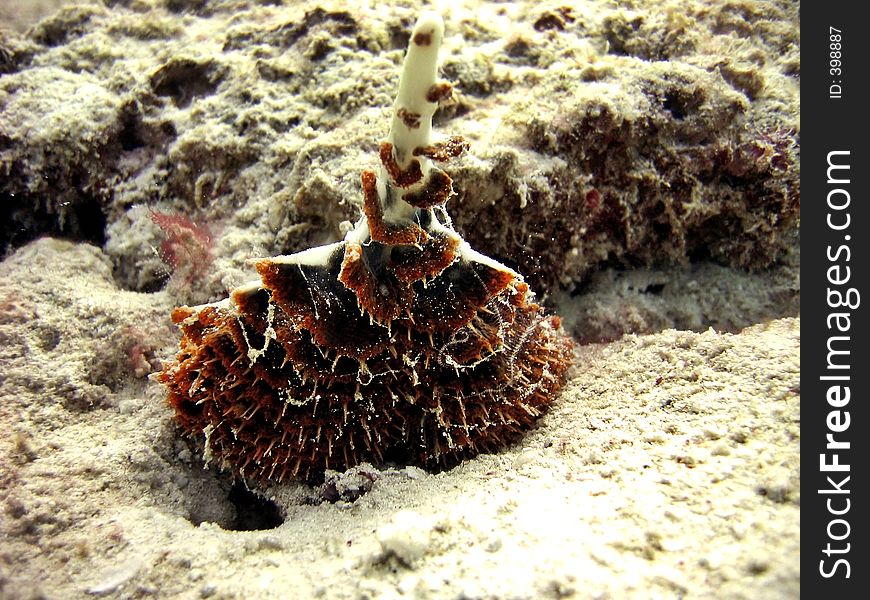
[0,240,799,599]
[1,1,799,598]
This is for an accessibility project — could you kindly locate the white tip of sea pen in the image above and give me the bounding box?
[413,11,444,40]
[389,12,445,167]
[407,12,443,78]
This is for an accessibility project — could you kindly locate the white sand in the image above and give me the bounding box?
[0,239,798,599]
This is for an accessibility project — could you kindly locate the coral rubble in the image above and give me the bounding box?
[0,0,800,321]
[159,13,574,482]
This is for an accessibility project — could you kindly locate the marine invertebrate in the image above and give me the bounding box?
[159,12,574,482]
[150,210,215,286]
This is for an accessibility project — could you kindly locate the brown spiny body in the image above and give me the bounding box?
[162,238,572,482]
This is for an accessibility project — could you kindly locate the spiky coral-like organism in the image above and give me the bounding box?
[159,12,574,483]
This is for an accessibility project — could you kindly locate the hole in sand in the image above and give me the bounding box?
[225,482,284,531]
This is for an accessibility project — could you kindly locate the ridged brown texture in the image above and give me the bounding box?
[161,239,572,482]
[160,139,574,481]
[159,16,574,482]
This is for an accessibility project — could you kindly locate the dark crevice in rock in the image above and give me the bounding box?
[226,482,285,531]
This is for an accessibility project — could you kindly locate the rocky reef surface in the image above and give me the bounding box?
[1,0,798,333]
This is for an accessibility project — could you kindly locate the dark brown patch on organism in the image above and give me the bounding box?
[402,169,454,208]
[159,12,573,484]
[413,32,432,46]
[380,142,423,187]
[426,82,453,103]
[361,169,428,245]
[389,231,460,282]
[414,136,470,162]
[397,107,422,129]
[338,241,415,325]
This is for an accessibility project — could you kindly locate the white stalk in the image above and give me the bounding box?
[388,11,444,167]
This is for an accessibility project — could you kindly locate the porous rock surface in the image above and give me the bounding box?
[1,0,798,329]
[0,1,799,598]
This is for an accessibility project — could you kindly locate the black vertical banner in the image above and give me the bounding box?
[803,3,869,596]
